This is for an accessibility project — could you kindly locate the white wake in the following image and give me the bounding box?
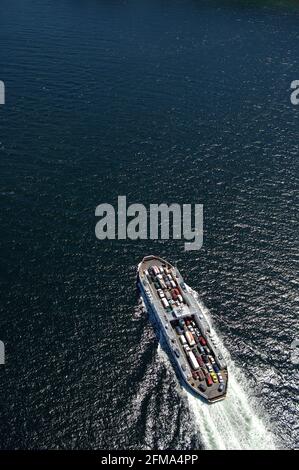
[144,291,277,449]
[183,362,276,450]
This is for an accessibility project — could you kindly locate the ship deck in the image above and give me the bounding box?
[138,255,228,403]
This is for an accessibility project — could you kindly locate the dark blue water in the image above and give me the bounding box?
[0,0,298,449]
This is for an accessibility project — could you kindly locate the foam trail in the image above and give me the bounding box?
[184,366,275,449]
[147,290,276,449]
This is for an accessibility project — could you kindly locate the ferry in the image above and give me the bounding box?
[137,255,228,403]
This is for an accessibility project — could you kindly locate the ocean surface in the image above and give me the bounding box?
[0,0,298,450]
